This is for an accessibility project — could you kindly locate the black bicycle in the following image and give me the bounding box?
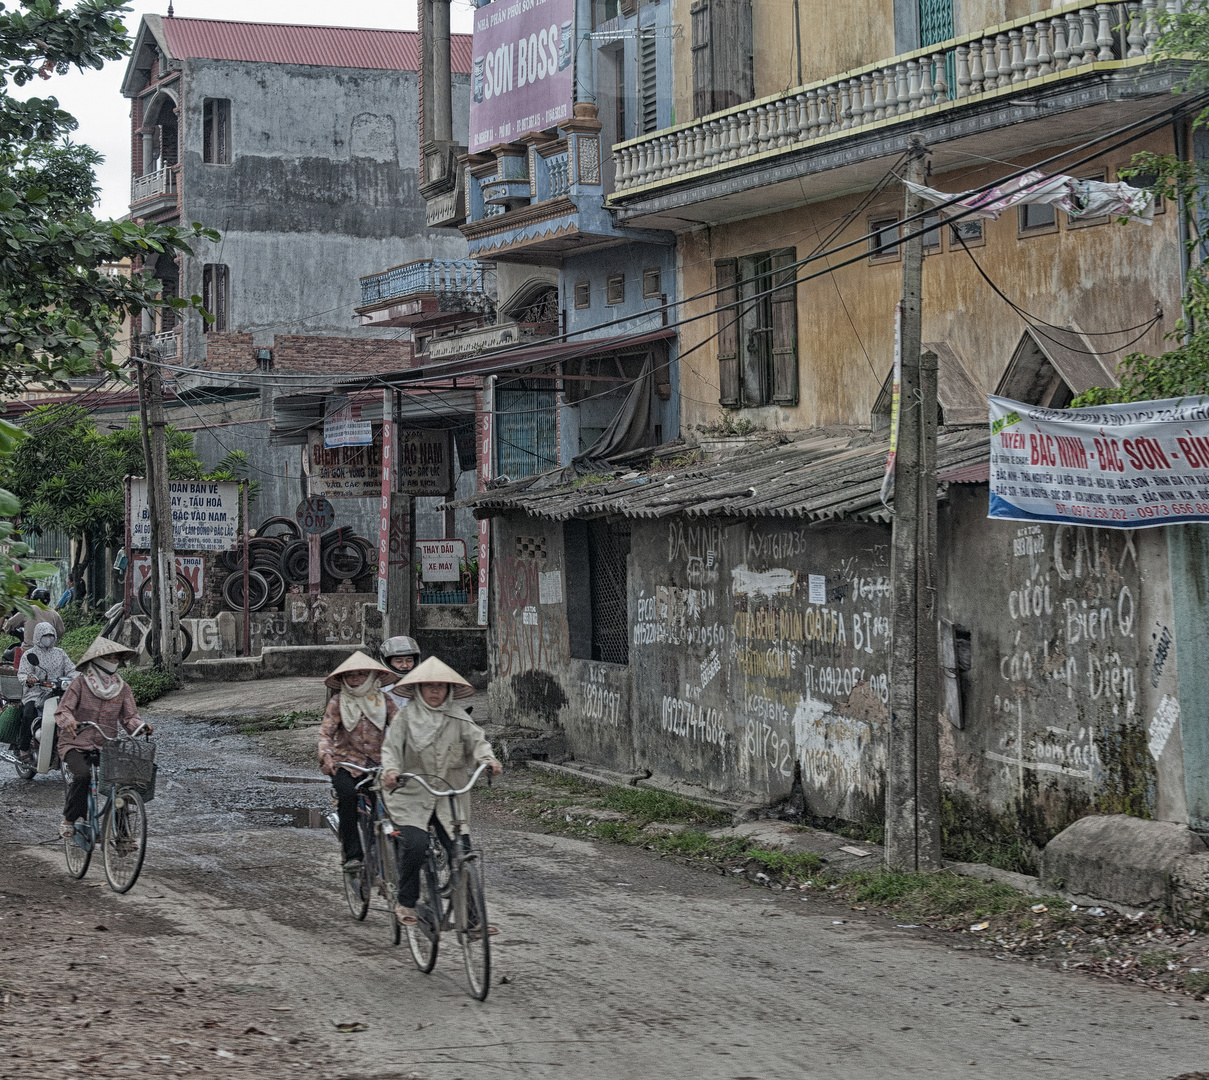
[396,762,493,1001]
[329,762,401,942]
[64,721,155,893]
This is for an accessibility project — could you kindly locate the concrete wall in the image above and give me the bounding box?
[486,492,1189,836]
[177,57,471,365]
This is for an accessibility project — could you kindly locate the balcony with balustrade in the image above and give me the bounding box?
[459,104,672,265]
[608,1,1195,230]
[356,258,497,329]
[130,165,178,215]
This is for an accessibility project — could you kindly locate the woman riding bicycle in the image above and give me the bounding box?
[379,635,421,708]
[318,651,400,874]
[380,657,501,927]
[55,636,149,840]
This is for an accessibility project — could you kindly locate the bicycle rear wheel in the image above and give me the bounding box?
[102,789,147,893]
[343,859,371,920]
[456,854,491,1000]
[405,855,440,973]
[64,820,92,879]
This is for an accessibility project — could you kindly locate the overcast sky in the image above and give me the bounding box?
[16,0,476,220]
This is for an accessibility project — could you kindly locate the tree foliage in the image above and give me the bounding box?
[0,0,219,392]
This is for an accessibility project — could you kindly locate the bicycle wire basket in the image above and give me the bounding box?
[99,735,157,802]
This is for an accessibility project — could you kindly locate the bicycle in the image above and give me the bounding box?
[63,721,155,893]
[394,762,493,1001]
[328,762,401,943]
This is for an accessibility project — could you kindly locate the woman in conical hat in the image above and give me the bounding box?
[317,650,399,873]
[380,656,501,927]
[56,636,146,840]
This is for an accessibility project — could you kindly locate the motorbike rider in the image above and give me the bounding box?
[317,651,400,873]
[56,636,149,840]
[380,657,501,928]
[4,588,65,649]
[13,621,76,761]
[379,635,421,708]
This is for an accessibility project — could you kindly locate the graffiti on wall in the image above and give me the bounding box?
[497,553,568,678]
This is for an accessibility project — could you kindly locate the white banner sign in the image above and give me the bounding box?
[324,402,374,448]
[417,538,466,582]
[989,394,1209,529]
[131,479,241,551]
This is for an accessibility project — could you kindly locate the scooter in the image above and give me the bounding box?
[1,653,76,779]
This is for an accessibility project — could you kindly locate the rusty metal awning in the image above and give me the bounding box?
[450,427,990,523]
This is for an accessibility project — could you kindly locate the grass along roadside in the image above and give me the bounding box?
[238,709,323,736]
[482,768,1209,1001]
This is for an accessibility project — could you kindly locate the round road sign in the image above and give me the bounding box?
[296,497,334,535]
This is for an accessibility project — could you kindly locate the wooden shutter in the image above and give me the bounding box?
[716,258,740,406]
[217,100,230,165]
[203,100,213,164]
[691,1,712,118]
[712,0,753,111]
[769,247,798,405]
[640,29,658,133]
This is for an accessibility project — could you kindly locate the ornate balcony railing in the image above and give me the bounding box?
[547,152,570,197]
[151,330,178,359]
[613,0,1181,194]
[359,259,491,306]
[131,166,176,204]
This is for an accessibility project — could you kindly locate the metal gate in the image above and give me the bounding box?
[495,383,558,481]
[588,519,631,664]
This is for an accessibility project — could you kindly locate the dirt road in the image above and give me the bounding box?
[1,692,1207,1080]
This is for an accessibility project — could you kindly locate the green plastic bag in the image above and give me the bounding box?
[0,703,21,745]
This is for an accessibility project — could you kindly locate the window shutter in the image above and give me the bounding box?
[712,0,753,111]
[716,258,740,406]
[690,1,712,118]
[217,100,230,164]
[203,100,213,164]
[640,29,658,134]
[769,247,798,405]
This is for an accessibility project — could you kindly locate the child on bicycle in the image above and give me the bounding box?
[318,651,400,873]
[55,636,148,840]
[380,657,501,927]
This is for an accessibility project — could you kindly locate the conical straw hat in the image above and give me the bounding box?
[398,655,476,699]
[78,635,137,666]
[324,649,396,690]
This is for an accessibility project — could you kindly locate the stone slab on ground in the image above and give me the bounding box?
[711,820,883,872]
[149,676,328,720]
[1041,813,1206,908]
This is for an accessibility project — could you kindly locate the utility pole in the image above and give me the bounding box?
[136,334,182,680]
[885,135,942,872]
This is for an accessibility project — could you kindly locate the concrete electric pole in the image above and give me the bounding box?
[136,341,182,680]
[885,135,942,872]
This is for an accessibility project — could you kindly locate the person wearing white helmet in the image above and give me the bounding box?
[378,635,422,708]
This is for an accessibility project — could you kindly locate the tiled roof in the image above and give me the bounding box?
[448,428,991,523]
[158,17,473,73]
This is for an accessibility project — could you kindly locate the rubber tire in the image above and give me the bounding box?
[379,821,400,946]
[322,541,365,580]
[280,540,310,585]
[102,789,147,894]
[64,819,92,879]
[137,573,196,619]
[222,570,269,613]
[259,567,287,609]
[343,861,370,921]
[256,515,301,542]
[13,758,35,781]
[457,854,491,1000]
[406,851,441,974]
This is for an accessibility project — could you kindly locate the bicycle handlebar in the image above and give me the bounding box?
[335,762,381,789]
[78,720,150,740]
[394,761,491,798]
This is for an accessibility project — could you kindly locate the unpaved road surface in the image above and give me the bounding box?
[2,692,1207,1080]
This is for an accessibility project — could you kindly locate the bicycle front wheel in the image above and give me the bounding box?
[64,820,92,879]
[102,789,147,893]
[405,855,440,974]
[456,855,491,1000]
[378,823,400,946]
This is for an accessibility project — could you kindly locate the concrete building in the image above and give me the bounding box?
[443,0,1209,871]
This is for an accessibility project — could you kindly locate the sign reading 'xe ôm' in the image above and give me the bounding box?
[470,0,574,152]
[989,394,1209,529]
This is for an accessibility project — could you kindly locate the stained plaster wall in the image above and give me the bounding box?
[176,58,472,364]
[487,495,1190,831]
[938,486,1186,831]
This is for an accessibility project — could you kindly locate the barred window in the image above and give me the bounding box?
[565,518,631,664]
[202,263,229,332]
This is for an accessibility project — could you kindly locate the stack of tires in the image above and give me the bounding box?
[218,516,378,613]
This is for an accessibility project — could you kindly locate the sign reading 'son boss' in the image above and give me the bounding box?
[469,0,574,152]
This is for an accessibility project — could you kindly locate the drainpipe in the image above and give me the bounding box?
[432,0,453,143]
[1175,116,1191,310]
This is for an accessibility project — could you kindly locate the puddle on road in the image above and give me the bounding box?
[242,805,330,829]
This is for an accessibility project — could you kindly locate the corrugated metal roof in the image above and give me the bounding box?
[159,17,473,73]
[450,428,991,522]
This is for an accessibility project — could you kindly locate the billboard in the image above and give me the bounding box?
[989,394,1209,529]
[131,479,241,551]
[469,0,574,153]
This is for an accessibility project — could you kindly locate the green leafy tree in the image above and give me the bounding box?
[0,0,219,391]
